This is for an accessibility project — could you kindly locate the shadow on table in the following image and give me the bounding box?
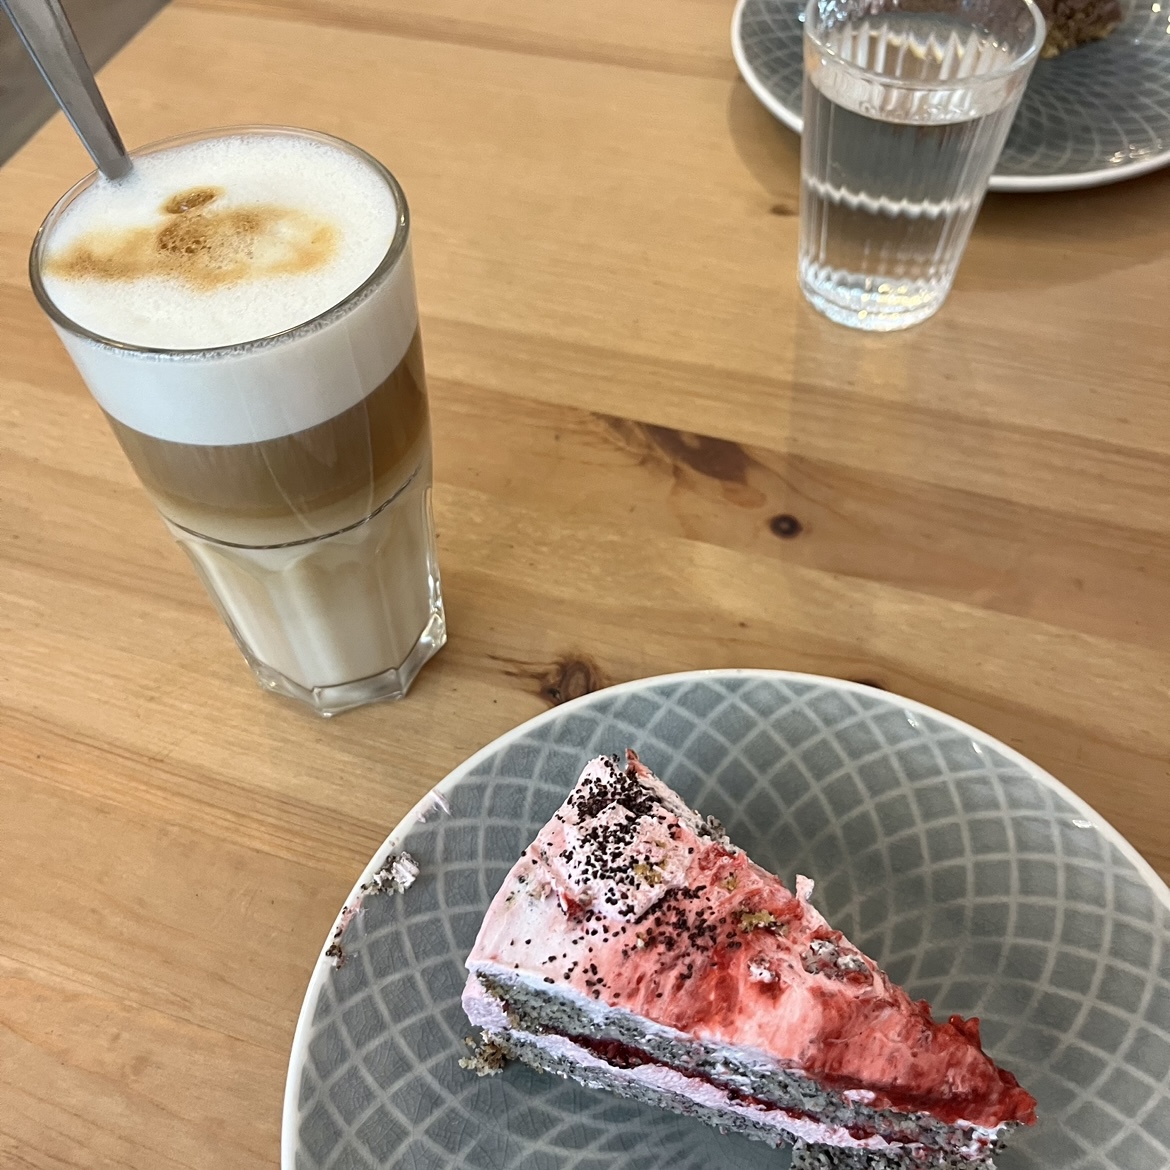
[0,0,169,165]
[962,167,1170,292]
[725,81,802,213]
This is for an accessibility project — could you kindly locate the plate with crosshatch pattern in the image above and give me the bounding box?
[283,670,1170,1170]
[732,0,1170,191]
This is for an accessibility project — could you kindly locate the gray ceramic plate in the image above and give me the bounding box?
[732,0,1170,191]
[283,671,1170,1170]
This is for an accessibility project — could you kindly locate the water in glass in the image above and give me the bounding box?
[800,10,1035,330]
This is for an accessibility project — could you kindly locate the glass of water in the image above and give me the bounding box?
[798,0,1045,331]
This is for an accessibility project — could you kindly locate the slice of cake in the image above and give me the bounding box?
[462,752,1036,1168]
[1035,0,1124,57]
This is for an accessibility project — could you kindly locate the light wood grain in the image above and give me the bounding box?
[177,0,737,77]
[1,1,1169,1167]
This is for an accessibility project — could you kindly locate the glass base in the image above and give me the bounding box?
[799,263,948,332]
[167,465,446,717]
[242,603,446,716]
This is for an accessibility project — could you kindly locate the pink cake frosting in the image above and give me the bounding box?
[464,752,1036,1131]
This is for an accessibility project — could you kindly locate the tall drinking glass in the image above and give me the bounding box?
[798,0,1045,330]
[30,126,446,716]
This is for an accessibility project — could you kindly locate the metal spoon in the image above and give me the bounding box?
[1,0,131,179]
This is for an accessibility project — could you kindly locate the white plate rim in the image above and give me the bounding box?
[280,666,1170,1169]
[729,0,1170,193]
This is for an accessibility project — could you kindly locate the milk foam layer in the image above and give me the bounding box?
[36,131,417,446]
[41,133,397,350]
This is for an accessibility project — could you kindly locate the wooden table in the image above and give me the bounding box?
[2,1,1169,1165]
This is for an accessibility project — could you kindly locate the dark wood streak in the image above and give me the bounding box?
[641,424,752,484]
[493,653,612,707]
[601,418,768,508]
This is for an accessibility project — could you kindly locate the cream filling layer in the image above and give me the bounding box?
[462,974,1002,1161]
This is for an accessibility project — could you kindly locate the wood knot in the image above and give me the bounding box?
[768,513,803,539]
[540,656,607,706]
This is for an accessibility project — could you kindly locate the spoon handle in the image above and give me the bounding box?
[1,0,131,179]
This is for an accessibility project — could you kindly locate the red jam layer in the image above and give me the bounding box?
[565,1033,968,1149]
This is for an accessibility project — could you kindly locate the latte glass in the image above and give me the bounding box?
[30,126,446,715]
